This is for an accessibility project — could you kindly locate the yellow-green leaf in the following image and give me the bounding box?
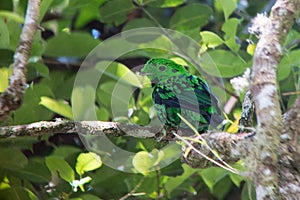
[75,152,102,176]
[40,96,73,119]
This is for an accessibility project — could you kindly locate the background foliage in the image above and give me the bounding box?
[0,0,299,199]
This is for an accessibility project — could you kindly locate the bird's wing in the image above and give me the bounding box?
[153,74,220,114]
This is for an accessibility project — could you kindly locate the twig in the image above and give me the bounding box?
[119,177,145,200]
[238,91,255,132]
[0,0,41,121]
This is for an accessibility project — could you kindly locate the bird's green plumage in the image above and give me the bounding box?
[142,58,223,132]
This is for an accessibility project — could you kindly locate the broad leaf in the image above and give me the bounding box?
[170,4,212,31]
[44,32,100,58]
[40,96,73,119]
[200,31,224,48]
[0,148,28,170]
[200,50,248,77]
[99,0,135,25]
[45,156,75,183]
[75,152,102,176]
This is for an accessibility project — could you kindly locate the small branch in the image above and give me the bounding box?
[238,91,255,132]
[119,177,145,200]
[0,119,255,170]
[278,95,300,198]
[181,132,254,169]
[0,0,41,121]
[0,119,155,138]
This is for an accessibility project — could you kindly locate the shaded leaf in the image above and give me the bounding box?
[0,148,28,170]
[278,49,300,80]
[170,4,212,31]
[45,156,75,183]
[44,32,100,58]
[99,0,135,25]
[200,50,248,77]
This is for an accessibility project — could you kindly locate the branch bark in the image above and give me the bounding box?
[249,0,300,198]
[0,0,40,121]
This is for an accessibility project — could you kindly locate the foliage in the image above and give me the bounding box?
[0,0,299,199]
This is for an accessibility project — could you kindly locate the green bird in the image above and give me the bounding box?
[141,58,223,133]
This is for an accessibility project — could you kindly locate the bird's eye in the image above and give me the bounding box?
[159,65,166,71]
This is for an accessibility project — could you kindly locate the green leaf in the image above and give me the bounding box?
[199,167,228,192]
[140,0,185,7]
[96,106,110,121]
[200,50,248,77]
[0,49,14,66]
[122,18,158,43]
[44,32,100,57]
[0,148,28,170]
[216,0,237,20]
[71,85,97,120]
[0,1,13,10]
[170,4,212,31]
[212,175,232,199]
[99,0,135,25]
[0,18,9,48]
[222,18,240,52]
[52,146,82,159]
[12,159,51,183]
[229,172,245,187]
[75,152,102,176]
[40,96,73,119]
[0,187,38,200]
[45,156,75,183]
[0,67,10,92]
[95,61,142,88]
[165,164,199,196]
[39,0,54,23]
[0,11,24,23]
[28,62,49,78]
[278,49,300,80]
[96,81,134,118]
[132,149,164,175]
[200,31,224,48]
[241,181,256,200]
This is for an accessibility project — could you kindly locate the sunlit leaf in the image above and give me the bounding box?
[95,61,142,88]
[200,31,224,48]
[75,152,102,176]
[40,96,73,119]
[216,0,237,20]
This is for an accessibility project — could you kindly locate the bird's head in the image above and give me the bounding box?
[141,58,188,82]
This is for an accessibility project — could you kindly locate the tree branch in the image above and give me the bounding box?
[0,0,41,121]
[0,119,254,169]
[278,95,300,198]
[249,0,300,198]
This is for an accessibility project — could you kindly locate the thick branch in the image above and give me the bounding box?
[278,95,300,198]
[249,0,300,198]
[0,0,40,121]
[0,119,254,169]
